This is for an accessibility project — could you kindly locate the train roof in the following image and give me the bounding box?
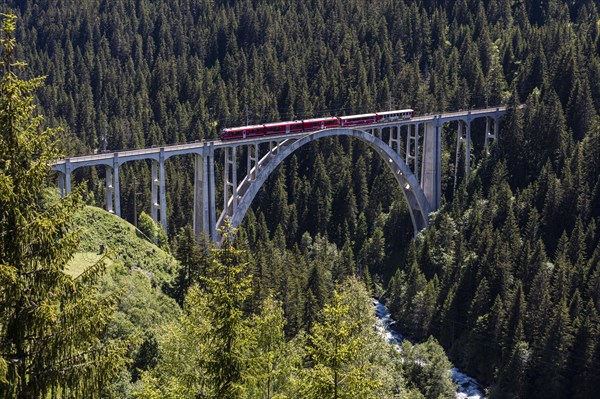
[340,113,377,119]
[263,120,303,127]
[222,124,264,132]
[377,109,414,115]
[302,116,338,123]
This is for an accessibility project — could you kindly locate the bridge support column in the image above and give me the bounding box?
[465,119,471,177]
[247,143,259,181]
[151,161,159,223]
[495,115,499,139]
[389,126,401,154]
[64,159,72,195]
[436,120,442,209]
[159,149,167,234]
[413,124,419,182]
[453,120,472,192]
[485,118,491,148]
[270,140,282,155]
[113,154,121,217]
[193,147,210,239]
[371,127,379,140]
[106,166,114,213]
[232,148,238,211]
[223,146,238,219]
[58,172,65,197]
[421,118,442,211]
[453,122,462,192]
[454,120,471,190]
[406,124,419,178]
[485,116,499,148]
[209,142,216,240]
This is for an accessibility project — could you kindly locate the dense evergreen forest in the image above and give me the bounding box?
[1,0,600,397]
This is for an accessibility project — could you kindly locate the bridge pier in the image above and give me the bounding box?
[56,165,71,198]
[150,152,167,234]
[485,116,499,148]
[113,154,121,217]
[465,119,471,176]
[151,161,159,223]
[414,124,420,181]
[247,143,259,181]
[106,166,114,213]
[223,146,238,220]
[193,146,210,238]
[421,118,442,211]
[406,124,419,180]
[159,150,167,233]
[64,159,72,195]
[209,143,216,240]
[388,125,401,154]
[58,172,65,197]
[453,119,472,191]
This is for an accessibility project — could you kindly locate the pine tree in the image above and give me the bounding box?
[0,14,126,398]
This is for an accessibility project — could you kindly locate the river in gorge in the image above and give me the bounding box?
[374,299,486,399]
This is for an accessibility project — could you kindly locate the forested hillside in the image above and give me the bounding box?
[2,0,600,397]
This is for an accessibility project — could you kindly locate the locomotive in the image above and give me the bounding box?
[221,109,414,140]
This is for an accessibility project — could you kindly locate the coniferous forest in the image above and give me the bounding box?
[1,0,600,398]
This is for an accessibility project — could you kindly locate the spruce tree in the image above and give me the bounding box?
[172,226,211,306]
[203,221,253,399]
[246,295,302,399]
[0,14,125,398]
[567,75,597,141]
[300,278,399,399]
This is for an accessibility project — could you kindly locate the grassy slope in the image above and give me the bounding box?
[65,252,111,278]
[71,206,178,285]
[68,206,182,395]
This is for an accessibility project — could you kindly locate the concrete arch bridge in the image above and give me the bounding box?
[52,107,507,243]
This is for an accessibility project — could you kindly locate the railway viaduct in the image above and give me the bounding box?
[52,107,507,242]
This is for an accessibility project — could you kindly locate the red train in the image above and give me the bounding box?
[221,109,414,140]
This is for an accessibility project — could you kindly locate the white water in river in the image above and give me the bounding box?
[373,299,486,399]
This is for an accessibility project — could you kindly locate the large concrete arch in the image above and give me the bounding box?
[52,106,510,241]
[218,128,431,240]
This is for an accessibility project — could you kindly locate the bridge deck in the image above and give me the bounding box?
[52,106,508,170]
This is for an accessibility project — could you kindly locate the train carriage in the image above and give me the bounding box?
[221,108,414,140]
[339,113,378,127]
[264,121,304,136]
[376,109,414,121]
[221,124,264,140]
[302,117,340,130]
